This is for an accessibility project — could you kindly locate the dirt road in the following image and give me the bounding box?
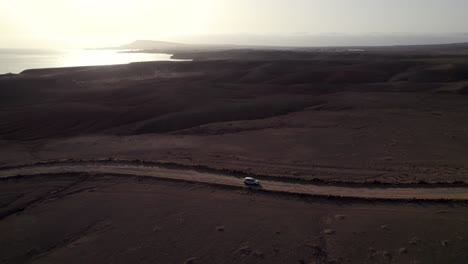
[1,161,468,201]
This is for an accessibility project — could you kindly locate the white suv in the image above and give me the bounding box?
[243,177,260,186]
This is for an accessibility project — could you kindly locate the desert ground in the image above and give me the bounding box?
[1,46,468,263]
[1,174,468,264]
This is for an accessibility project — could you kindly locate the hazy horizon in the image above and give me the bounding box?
[1,0,468,48]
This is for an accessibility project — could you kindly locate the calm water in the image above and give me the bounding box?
[0,49,186,74]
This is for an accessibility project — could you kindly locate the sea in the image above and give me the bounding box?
[0,49,186,74]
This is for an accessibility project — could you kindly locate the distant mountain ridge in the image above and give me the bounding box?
[119,40,187,49]
[102,40,265,51]
[100,39,468,54]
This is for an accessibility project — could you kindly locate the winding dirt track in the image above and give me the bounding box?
[1,161,468,201]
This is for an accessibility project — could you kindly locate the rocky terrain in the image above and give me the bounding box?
[1,47,468,263]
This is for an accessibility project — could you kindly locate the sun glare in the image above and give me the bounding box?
[71,0,134,16]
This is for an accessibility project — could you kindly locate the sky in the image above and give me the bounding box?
[1,0,468,48]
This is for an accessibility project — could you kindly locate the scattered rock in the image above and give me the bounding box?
[399,247,408,254]
[26,247,40,256]
[382,251,392,259]
[409,237,421,245]
[184,257,197,264]
[275,231,281,235]
[273,247,280,253]
[238,246,252,256]
[323,229,335,235]
[440,240,450,247]
[380,225,390,231]
[253,250,265,258]
[334,214,346,220]
[216,226,225,232]
[367,252,377,260]
[310,245,328,260]
[152,225,162,232]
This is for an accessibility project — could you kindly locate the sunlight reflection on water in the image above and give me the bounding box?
[0,49,188,74]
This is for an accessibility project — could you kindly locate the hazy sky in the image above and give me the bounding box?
[1,0,467,48]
